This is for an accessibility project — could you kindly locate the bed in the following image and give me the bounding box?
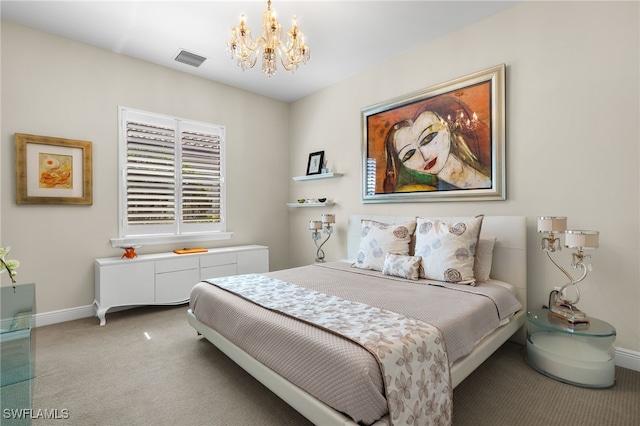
[187,215,526,425]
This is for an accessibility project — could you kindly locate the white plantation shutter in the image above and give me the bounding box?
[119,107,225,238]
[179,122,224,232]
[126,119,176,230]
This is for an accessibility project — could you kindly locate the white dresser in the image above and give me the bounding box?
[94,245,268,325]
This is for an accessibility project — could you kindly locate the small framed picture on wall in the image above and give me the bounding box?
[306,151,324,175]
[15,133,93,205]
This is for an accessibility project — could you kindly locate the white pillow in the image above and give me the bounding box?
[382,253,423,281]
[414,215,484,284]
[474,237,496,282]
[353,220,416,272]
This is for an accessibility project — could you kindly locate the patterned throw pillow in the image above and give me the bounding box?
[474,237,496,282]
[353,220,416,272]
[414,215,484,284]
[382,253,423,280]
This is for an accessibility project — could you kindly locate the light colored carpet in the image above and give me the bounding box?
[6,305,637,425]
[453,335,639,426]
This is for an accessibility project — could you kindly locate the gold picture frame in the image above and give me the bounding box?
[15,133,93,205]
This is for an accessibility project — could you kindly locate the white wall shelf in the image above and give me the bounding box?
[292,173,343,181]
[287,202,335,208]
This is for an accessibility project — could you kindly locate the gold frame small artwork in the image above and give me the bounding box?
[15,133,93,205]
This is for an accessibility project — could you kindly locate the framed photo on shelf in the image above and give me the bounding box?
[15,133,93,205]
[361,64,505,203]
[306,151,324,175]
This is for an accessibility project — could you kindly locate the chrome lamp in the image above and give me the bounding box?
[227,0,311,77]
[538,216,599,324]
[309,214,335,262]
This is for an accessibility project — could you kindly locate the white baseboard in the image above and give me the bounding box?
[31,305,640,373]
[33,304,138,327]
[615,347,640,372]
[34,304,96,327]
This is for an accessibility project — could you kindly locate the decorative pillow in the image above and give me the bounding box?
[353,220,416,271]
[382,253,423,281]
[474,237,496,282]
[414,215,484,284]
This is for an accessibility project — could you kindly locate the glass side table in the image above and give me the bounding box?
[526,308,616,388]
[1,283,35,426]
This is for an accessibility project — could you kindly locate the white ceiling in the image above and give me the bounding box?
[1,1,517,102]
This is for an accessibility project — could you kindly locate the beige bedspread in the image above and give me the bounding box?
[189,261,521,425]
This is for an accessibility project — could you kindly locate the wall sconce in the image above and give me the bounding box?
[309,214,335,262]
[538,216,599,324]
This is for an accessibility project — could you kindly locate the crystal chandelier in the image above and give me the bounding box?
[227,0,311,77]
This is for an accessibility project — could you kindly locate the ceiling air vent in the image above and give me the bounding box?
[174,49,207,68]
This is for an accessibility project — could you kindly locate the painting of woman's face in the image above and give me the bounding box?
[393,111,451,175]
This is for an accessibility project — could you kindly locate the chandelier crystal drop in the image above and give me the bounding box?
[227,0,311,78]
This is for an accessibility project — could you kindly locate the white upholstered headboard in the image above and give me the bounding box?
[347,215,527,310]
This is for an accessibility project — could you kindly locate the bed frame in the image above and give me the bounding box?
[187,215,527,426]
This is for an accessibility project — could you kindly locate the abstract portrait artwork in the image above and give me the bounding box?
[362,64,505,203]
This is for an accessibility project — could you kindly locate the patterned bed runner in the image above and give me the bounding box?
[206,274,452,426]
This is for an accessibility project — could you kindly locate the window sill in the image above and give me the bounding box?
[110,232,233,248]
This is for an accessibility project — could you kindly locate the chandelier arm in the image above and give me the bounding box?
[240,32,264,60]
[246,36,266,63]
[241,38,260,55]
[279,55,294,71]
[246,54,259,69]
[279,32,300,56]
[277,38,304,68]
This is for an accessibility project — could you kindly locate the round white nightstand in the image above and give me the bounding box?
[526,309,616,388]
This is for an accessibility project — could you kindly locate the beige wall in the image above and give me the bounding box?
[288,2,639,352]
[1,21,291,312]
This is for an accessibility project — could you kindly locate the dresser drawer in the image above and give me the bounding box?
[200,252,237,268]
[156,256,199,273]
[156,269,200,303]
[201,264,237,281]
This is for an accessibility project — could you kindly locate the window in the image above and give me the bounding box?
[113,107,228,246]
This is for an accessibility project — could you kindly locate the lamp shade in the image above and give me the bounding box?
[537,216,567,233]
[309,220,322,230]
[321,214,335,224]
[565,230,599,249]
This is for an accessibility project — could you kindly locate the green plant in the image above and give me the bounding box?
[0,247,20,288]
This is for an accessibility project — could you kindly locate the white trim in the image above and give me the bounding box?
[110,231,233,248]
[29,304,640,373]
[33,304,96,327]
[33,304,138,327]
[614,347,640,371]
